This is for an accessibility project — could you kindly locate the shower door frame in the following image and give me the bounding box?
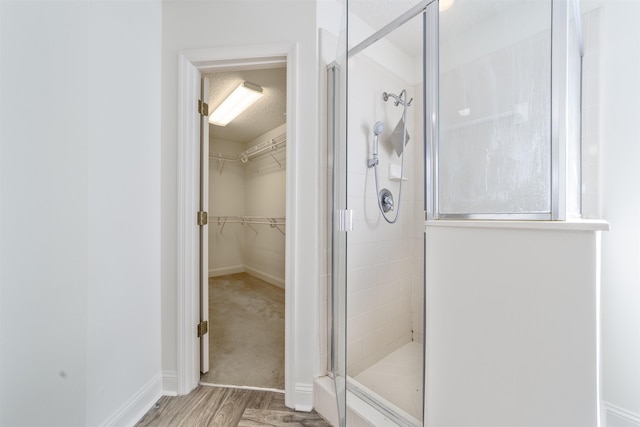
[329,0,435,425]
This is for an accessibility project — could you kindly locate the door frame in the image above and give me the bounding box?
[176,43,299,405]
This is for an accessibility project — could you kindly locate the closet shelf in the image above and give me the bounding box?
[212,215,286,235]
[210,132,286,174]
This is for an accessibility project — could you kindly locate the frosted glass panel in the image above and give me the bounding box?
[438,0,552,215]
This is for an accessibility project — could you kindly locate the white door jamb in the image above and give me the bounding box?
[175,43,299,407]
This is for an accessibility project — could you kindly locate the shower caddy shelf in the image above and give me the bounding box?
[209,132,286,174]
[212,215,286,235]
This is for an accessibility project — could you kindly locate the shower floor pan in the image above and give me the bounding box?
[351,341,423,422]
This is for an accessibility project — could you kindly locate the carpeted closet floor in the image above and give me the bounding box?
[200,273,285,390]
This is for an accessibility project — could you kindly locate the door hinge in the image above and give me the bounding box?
[198,99,209,117]
[337,209,353,232]
[197,211,208,226]
[197,320,209,338]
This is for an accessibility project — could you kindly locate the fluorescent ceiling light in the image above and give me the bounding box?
[439,0,455,12]
[209,81,263,126]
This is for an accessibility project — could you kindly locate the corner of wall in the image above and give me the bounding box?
[99,373,162,427]
[162,371,178,397]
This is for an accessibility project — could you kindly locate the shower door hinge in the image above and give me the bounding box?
[197,211,208,226]
[198,99,209,117]
[197,320,208,338]
[337,209,353,232]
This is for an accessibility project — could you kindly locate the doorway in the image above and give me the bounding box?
[176,45,305,409]
[201,66,287,390]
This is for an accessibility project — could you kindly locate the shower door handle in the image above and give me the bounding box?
[337,209,353,232]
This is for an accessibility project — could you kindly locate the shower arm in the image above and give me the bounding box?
[383,90,413,107]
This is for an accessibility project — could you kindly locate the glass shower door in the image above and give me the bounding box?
[342,1,429,425]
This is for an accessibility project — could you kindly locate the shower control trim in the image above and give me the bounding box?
[379,189,394,213]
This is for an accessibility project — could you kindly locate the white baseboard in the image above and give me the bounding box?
[245,266,285,289]
[162,371,178,396]
[604,401,640,427]
[294,382,314,412]
[100,373,162,427]
[209,265,245,277]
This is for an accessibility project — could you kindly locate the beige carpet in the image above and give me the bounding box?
[201,273,285,390]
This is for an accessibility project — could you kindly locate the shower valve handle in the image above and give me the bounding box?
[383,195,394,211]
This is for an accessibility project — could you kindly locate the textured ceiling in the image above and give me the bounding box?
[206,67,286,144]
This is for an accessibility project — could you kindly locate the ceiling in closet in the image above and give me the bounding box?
[206,67,286,144]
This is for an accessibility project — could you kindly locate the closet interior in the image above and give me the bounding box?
[202,67,287,390]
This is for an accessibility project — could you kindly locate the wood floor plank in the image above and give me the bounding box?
[238,409,332,426]
[135,385,331,427]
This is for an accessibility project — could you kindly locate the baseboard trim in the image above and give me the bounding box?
[604,401,640,426]
[162,371,178,396]
[100,372,162,427]
[294,382,314,412]
[245,266,285,289]
[209,265,245,277]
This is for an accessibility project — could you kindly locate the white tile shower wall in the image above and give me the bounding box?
[347,52,418,376]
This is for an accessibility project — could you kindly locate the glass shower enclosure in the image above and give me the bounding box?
[328,0,583,425]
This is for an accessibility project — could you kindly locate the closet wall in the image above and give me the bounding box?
[209,123,287,288]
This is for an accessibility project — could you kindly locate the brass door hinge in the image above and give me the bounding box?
[197,320,208,338]
[198,100,209,117]
[197,211,208,226]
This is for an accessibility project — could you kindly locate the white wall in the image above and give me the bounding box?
[208,125,287,287]
[0,1,162,426]
[209,138,246,276]
[161,1,319,405]
[243,124,287,287]
[582,0,640,425]
[426,224,603,427]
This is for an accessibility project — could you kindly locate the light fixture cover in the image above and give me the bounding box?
[209,81,263,126]
[439,0,455,12]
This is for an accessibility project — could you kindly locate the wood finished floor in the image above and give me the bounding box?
[136,385,332,426]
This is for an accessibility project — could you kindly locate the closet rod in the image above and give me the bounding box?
[209,132,286,163]
[212,215,286,235]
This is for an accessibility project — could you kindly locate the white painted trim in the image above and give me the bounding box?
[294,383,315,412]
[176,43,300,408]
[100,373,162,427]
[208,265,245,277]
[426,219,610,231]
[176,52,202,396]
[245,266,285,289]
[603,402,640,426]
[162,371,178,397]
[283,42,300,410]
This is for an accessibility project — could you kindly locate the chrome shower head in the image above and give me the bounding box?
[373,121,385,136]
